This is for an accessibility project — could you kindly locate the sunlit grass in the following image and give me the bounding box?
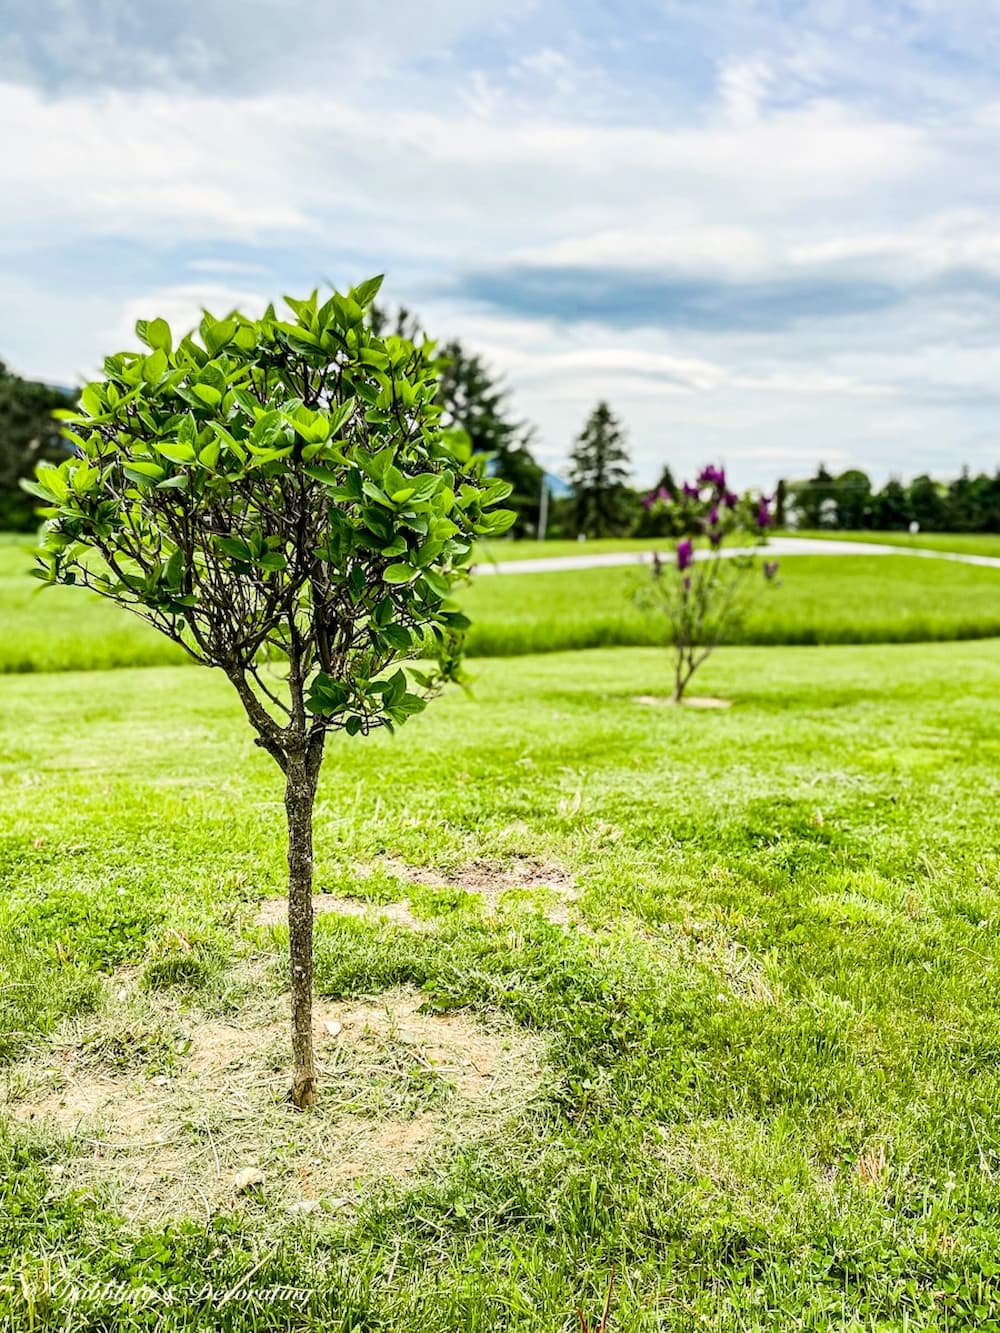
[1,641,1000,1328]
[2,531,999,673]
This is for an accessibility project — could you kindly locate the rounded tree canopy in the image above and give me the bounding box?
[26,277,514,746]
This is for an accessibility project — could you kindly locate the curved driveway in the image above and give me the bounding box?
[474,537,1000,576]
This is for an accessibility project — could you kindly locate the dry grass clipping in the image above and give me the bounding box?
[4,986,549,1226]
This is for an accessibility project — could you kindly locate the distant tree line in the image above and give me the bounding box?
[2,326,998,537]
[782,465,1000,533]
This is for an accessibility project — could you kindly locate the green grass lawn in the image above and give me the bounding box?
[460,556,1000,655]
[2,529,999,672]
[2,641,1000,1329]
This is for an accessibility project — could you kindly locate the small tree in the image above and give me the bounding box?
[638,466,777,702]
[24,278,513,1107]
[568,402,632,537]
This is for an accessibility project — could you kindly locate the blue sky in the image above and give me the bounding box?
[4,1,1000,488]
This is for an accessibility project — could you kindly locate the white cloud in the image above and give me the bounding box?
[3,0,1000,489]
[186,259,272,276]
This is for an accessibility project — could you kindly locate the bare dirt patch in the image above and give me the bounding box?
[358,855,578,923]
[256,857,579,932]
[634,695,732,709]
[254,894,430,931]
[5,987,548,1225]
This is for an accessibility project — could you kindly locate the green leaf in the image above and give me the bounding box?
[202,317,237,355]
[419,569,452,599]
[306,673,349,716]
[198,436,221,469]
[70,464,99,495]
[36,465,69,500]
[383,563,418,584]
[156,441,196,464]
[80,385,103,417]
[192,383,222,408]
[122,467,163,488]
[165,548,184,587]
[362,481,393,508]
[351,274,384,307]
[303,464,342,486]
[123,459,165,479]
[378,624,412,651]
[215,535,254,562]
[385,668,406,705]
[144,318,173,354]
[327,400,356,435]
[19,478,59,502]
[142,349,168,383]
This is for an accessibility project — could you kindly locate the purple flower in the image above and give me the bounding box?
[641,492,654,510]
[709,528,723,549]
[657,486,673,502]
[724,490,739,509]
[707,506,719,526]
[763,559,780,581]
[682,481,700,500]
[682,574,692,592]
[697,464,727,489]
[676,538,694,572]
[757,497,772,529]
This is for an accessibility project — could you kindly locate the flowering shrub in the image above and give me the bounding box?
[638,465,778,702]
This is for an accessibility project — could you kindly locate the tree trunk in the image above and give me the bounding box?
[672,652,687,704]
[285,748,318,1109]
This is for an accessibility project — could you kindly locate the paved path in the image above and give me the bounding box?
[474,537,1000,576]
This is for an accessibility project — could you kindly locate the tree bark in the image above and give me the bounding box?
[285,747,319,1108]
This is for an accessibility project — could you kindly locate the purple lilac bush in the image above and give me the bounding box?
[639,465,779,702]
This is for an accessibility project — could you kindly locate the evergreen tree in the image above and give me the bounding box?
[874,477,910,529]
[436,341,543,537]
[654,463,676,495]
[834,469,873,529]
[0,361,75,528]
[945,467,995,531]
[908,474,947,530]
[368,304,422,341]
[568,402,632,537]
[774,478,787,528]
[975,470,1000,531]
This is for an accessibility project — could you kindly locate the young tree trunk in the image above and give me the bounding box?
[284,749,318,1109]
[672,651,687,704]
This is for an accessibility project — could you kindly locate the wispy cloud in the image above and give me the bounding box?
[2,0,999,486]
